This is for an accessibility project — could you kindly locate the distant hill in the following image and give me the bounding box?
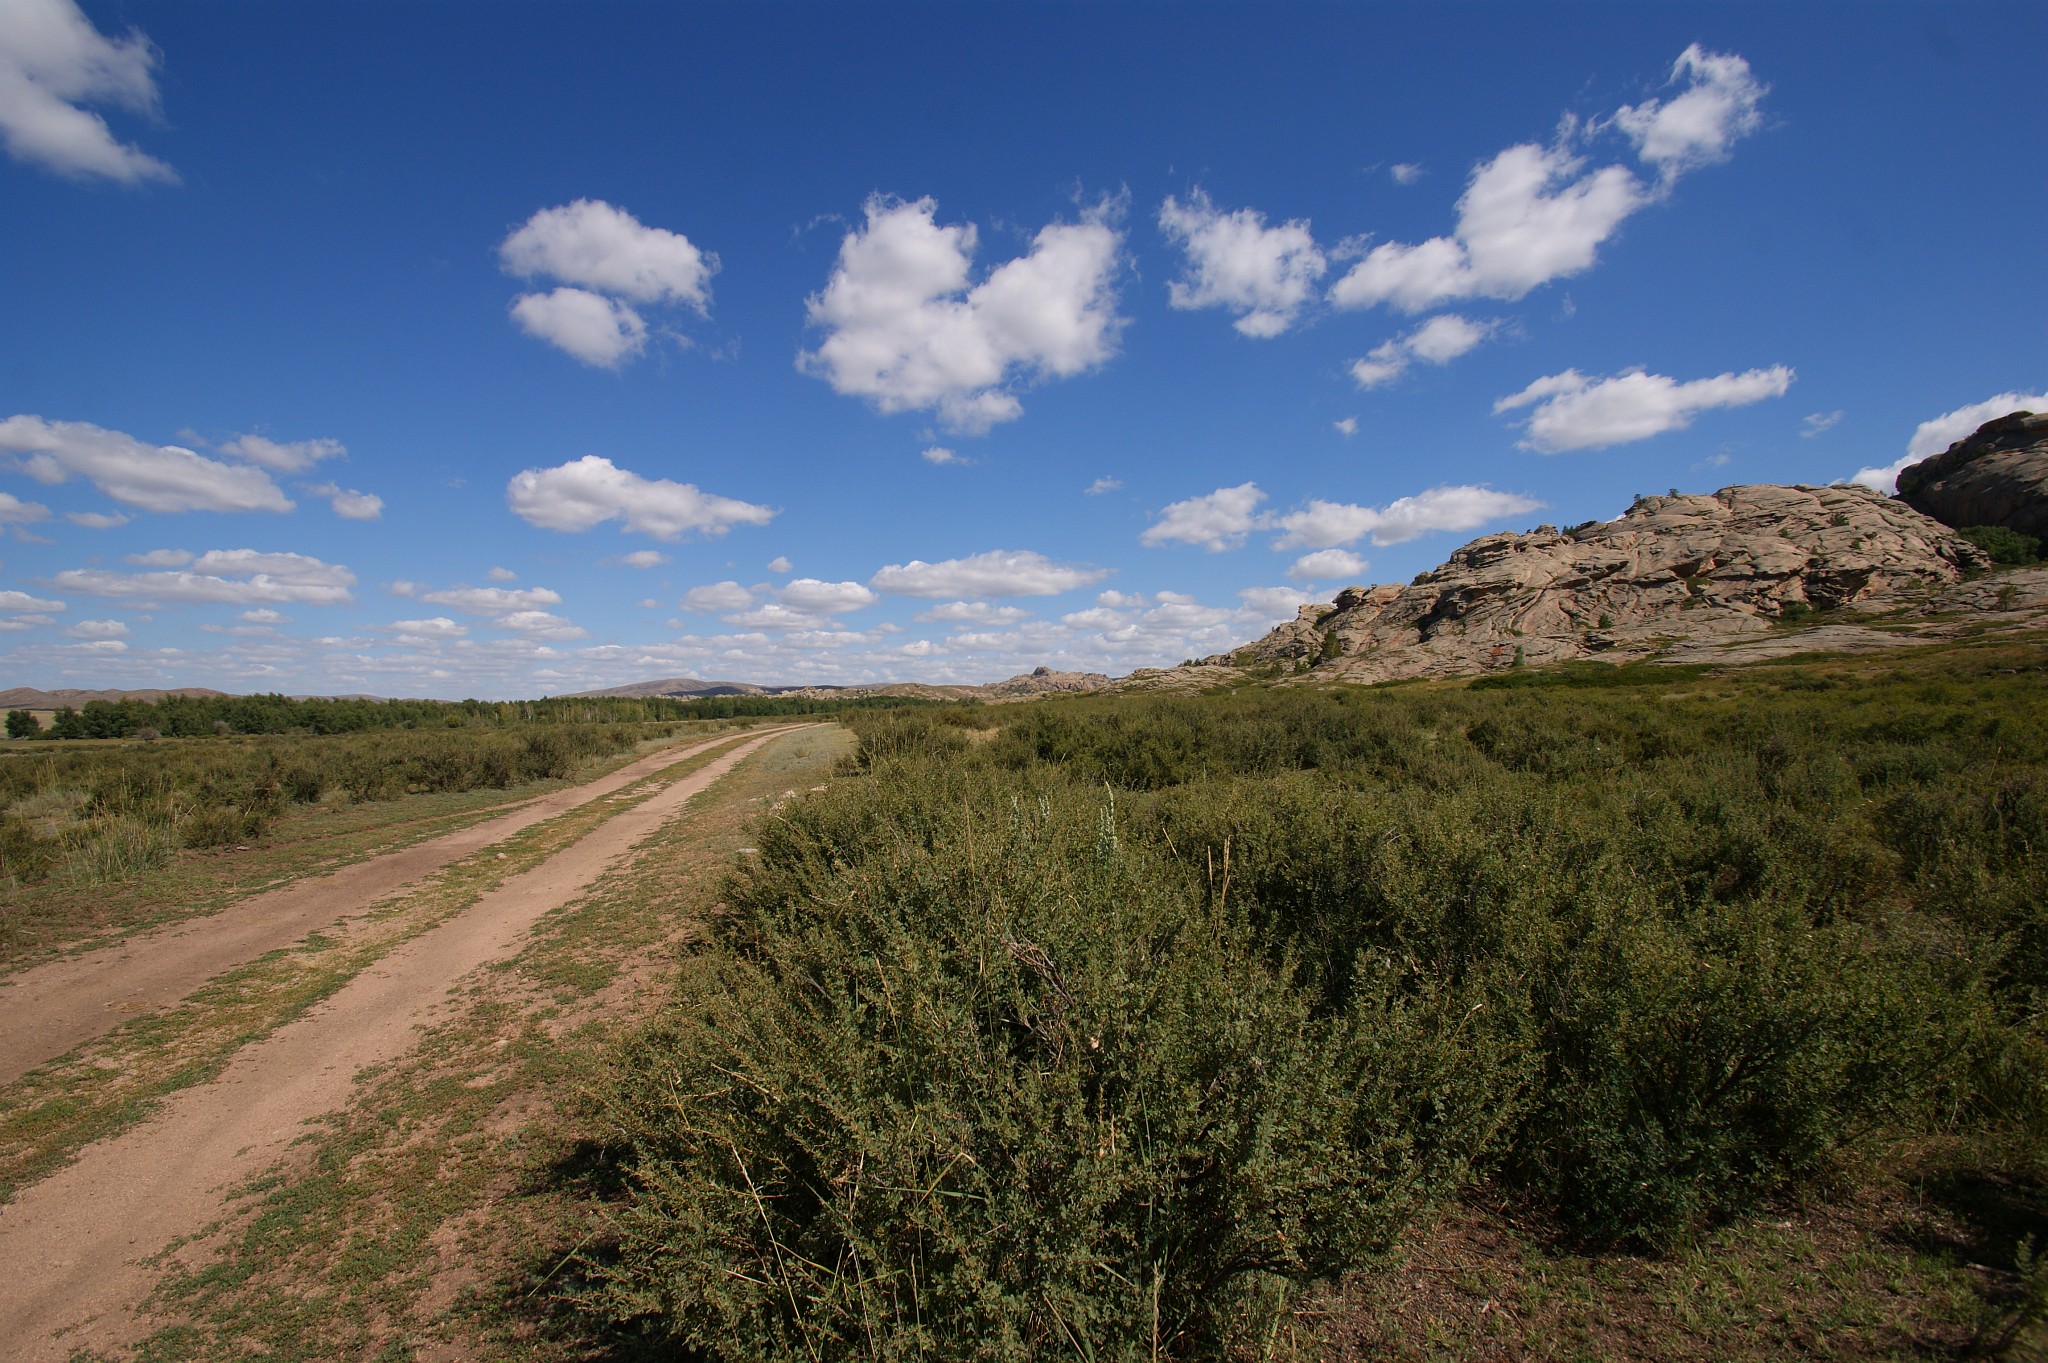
[0,687,233,710]
[560,676,824,700]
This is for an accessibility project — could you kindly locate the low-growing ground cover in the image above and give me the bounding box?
[568,633,2047,1359]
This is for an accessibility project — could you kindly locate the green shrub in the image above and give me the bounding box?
[585,765,1516,1358]
[1958,524,2043,566]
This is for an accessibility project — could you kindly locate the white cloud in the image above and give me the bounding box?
[870,549,1109,598]
[1350,313,1496,388]
[777,577,877,614]
[921,445,965,466]
[0,0,176,184]
[1289,548,1371,580]
[238,608,288,624]
[506,455,774,540]
[619,549,670,569]
[218,434,345,473]
[1800,410,1844,439]
[306,482,382,520]
[798,195,1124,433]
[0,588,65,612]
[388,616,467,640]
[1158,189,1326,337]
[1390,163,1423,186]
[51,549,356,606]
[509,288,649,368]
[1085,476,1122,496]
[1496,365,1794,452]
[500,199,716,308]
[766,556,792,573]
[681,581,755,612]
[1237,586,1319,621]
[1613,45,1767,181]
[494,609,588,640]
[126,547,189,566]
[0,491,50,523]
[1276,485,1544,548]
[486,566,517,581]
[917,600,1032,626]
[1333,417,1358,437]
[1328,48,1762,315]
[1847,389,2048,492]
[721,602,842,632]
[416,583,562,616]
[0,415,292,513]
[1140,482,1268,552]
[66,510,126,528]
[65,617,126,639]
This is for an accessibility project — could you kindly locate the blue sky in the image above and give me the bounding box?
[2,1,2042,697]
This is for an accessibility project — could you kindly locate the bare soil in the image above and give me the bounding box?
[0,725,811,1361]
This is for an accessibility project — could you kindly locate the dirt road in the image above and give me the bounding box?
[0,725,808,1360]
[0,726,774,1087]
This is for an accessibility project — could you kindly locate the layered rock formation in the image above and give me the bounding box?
[1211,483,1992,683]
[1898,410,2048,539]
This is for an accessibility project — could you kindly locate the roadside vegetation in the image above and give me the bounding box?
[565,634,2047,1358]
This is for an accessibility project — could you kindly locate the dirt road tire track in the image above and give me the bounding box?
[0,725,813,1361]
[0,726,775,1088]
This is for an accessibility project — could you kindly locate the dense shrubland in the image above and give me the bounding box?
[588,643,2048,1358]
[0,721,672,889]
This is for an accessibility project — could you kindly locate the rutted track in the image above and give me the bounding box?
[0,724,812,1360]
[0,726,780,1087]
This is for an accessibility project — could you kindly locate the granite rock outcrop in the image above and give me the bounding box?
[1897,410,2048,540]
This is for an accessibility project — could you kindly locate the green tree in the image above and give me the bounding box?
[4,709,37,739]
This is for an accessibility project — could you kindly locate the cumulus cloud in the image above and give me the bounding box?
[388,616,466,640]
[486,566,517,581]
[1238,586,1319,620]
[493,610,587,640]
[0,0,176,183]
[1158,189,1326,337]
[66,510,126,528]
[1288,548,1371,580]
[416,583,562,616]
[0,588,65,612]
[1085,476,1122,496]
[619,549,669,569]
[917,601,1033,626]
[1350,313,1496,388]
[1328,47,1763,315]
[1140,482,1268,552]
[306,482,382,520]
[506,455,774,540]
[921,445,965,466]
[1390,163,1423,186]
[217,434,344,473]
[126,548,189,566]
[1333,417,1358,437]
[0,491,50,523]
[500,199,716,308]
[1801,410,1844,439]
[51,548,356,606]
[766,556,792,573]
[1612,45,1767,181]
[1495,365,1794,452]
[777,577,877,614]
[1274,484,1544,548]
[238,608,288,624]
[681,581,754,612]
[65,617,126,639]
[1847,389,2048,492]
[508,288,649,368]
[870,549,1110,598]
[799,195,1125,433]
[0,415,293,513]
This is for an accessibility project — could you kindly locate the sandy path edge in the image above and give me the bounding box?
[0,725,811,1361]
[0,726,773,1088]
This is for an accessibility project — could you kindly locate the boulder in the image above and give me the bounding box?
[1897,410,2048,539]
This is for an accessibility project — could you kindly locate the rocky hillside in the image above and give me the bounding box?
[1202,479,2044,685]
[1899,409,2048,539]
